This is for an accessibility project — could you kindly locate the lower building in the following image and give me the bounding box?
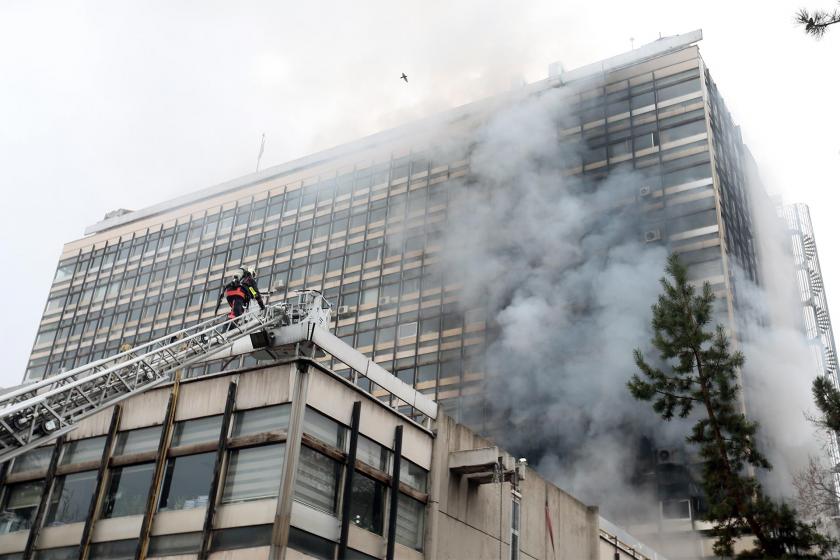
[0,323,664,560]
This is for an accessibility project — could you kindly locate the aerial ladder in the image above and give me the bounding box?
[0,290,332,465]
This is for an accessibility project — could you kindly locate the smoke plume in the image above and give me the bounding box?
[432,85,689,523]
[431,78,824,538]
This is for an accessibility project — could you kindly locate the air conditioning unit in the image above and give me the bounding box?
[644,229,662,243]
[639,185,652,197]
[336,305,350,316]
[379,296,395,305]
[656,448,682,465]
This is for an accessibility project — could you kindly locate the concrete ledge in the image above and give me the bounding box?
[448,446,499,475]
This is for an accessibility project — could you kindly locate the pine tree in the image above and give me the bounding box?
[812,376,840,432]
[629,254,833,558]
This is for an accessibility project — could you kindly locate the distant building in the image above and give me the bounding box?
[0,324,664,559]
[782,203,840,500]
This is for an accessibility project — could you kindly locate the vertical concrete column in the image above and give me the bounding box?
[337,401,362,560]
[198,380,238,559]
[385,425,403,560]
[79,405,123,560]
[270,358,311,560]
[23,435,65,560]
[586,505,600,560]
[136,379,181,560]
[423,418,446,560]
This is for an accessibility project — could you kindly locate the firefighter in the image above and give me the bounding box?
[238,266,266,313]
[215,266,265,324]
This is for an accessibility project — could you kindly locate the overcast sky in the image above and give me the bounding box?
[0,1,837,388]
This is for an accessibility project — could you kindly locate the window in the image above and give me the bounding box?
[657,78,701,102]
[662,498,691,519]
[210,524,273,552]
[54,264,75,283]
[158,452,215,511]
[288,527,335,560]
[60,437,105,466]
[0,481,44,533]
[89,539,138,560]
[303,408,345,448]
[44,296,66,315]
[102,463,155,518]
[11,447,52,473]
[660,119,706,144]
[222,443,285,503]
[33,329,57,349]
[231,404,291,437]
[398,322,418,340]
[148,532,203,557]
[46,470,98,525]
[171,415,222,447]
[32,546,77,559]
[356,436,388,471]
[114,426,162,456]
[662,162,711,187]
[395,494,425,551]
[349,474,385,534]
[294,446,340,513]
[400,460,428,492]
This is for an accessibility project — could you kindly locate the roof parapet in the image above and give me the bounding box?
[549,29,703,84]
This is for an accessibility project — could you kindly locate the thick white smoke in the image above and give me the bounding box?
[432,85,692,522]
[430,78,825,540]
[736,172,825,499]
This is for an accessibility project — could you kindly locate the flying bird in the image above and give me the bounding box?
[400,73,408,82]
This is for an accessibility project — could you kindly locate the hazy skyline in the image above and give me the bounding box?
[1,0,838,388]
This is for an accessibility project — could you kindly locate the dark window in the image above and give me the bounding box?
[148,532,202,557]
[288,527,335,560]
[102,463,155,518]
[348,474,386,534]
[158,452,215,511]
[210,524,273,552]
[31,546,77,559]
[46,470,98,525]
[89,539,138,560]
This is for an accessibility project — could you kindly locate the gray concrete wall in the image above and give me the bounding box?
[429,415,598,560]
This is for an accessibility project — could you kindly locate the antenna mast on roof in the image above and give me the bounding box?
[256,132,266,172]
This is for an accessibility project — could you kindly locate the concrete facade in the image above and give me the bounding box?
[0,341,664,559]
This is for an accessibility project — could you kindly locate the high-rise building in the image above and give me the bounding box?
[20,29,782,552]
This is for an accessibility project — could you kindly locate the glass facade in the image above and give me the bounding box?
[22,43,758,440]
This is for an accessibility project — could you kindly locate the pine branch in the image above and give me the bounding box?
[796,5,840,38]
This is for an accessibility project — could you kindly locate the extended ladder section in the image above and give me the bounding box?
[0,291,332,464]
